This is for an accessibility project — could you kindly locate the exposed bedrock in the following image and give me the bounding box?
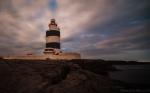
[0,60,112,93]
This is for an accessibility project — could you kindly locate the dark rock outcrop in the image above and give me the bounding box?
[0,60,112,93]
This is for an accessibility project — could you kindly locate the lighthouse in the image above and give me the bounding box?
[44,19,61,55]
[3,19,81,60]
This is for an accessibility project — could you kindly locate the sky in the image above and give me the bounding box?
[0,0,149,61]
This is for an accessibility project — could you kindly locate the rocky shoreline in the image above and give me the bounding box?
[0,59,149,93]
[0,59,112,93]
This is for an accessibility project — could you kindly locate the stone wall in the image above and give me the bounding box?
[3,53,81,60]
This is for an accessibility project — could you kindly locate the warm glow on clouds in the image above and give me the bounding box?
[0,0,149,61]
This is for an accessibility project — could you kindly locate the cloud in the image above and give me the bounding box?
[57,0,150,61]
[0,0,47,55]
[56,0,125,39]
[0,0,149,61]
[95,23,150,50]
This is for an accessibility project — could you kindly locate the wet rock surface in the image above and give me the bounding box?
[0,60,112,93]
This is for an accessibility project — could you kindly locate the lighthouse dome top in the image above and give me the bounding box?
[48,19,60,31]
[51,19,55,22]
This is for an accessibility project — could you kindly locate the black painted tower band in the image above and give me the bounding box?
[46,30,60,37]
[46,42,60,49]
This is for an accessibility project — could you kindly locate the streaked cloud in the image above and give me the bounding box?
[0,0,149,61]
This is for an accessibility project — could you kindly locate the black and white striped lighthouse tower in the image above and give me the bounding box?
[44,19,61,55]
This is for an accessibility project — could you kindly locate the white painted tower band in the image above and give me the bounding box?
[46,36,60,43]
